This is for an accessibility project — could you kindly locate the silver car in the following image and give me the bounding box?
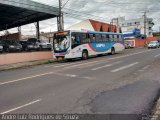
[148,41,159,49]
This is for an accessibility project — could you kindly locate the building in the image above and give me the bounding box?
[112,17,154,37]
[0,32,21,40]
[67,19,120,33]
[21,32,54,44]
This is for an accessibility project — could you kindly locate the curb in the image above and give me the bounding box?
[0,59,56,72]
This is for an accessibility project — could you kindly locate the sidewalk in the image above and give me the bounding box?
[0,59,55,71]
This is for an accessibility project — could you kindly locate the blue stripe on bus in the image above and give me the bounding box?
[88,42,116,52]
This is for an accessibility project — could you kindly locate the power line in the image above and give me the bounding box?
[62,0,70,8]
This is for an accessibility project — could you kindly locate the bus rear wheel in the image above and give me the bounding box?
[110,47,115,55]
[82,51,88,60]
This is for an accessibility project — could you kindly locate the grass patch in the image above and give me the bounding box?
[42,60,56,64]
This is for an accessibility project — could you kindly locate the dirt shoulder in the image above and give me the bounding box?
[0,59,55,71]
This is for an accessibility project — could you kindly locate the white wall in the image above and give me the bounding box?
[67,20,95,31]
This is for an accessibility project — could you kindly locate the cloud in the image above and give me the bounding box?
[2,0,160,35]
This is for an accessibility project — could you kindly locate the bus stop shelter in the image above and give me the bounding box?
[0,0,59,38]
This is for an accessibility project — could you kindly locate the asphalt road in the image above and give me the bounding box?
[0,48,160,116]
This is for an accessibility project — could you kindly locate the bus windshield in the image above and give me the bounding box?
[53,32,70,52]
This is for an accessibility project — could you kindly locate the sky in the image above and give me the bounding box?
[1,0,160,35]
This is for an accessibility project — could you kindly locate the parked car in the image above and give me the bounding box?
[124,41,132,49]
[148,41,159,49]
[1,40,22,52]
[28,38,52,50]
[0,41,3,53]
[158,41,160,47]
[19,41,40,51]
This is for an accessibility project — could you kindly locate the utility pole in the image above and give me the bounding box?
[116,18,119,33]
[111,18,119,33]
[36,21,40,39]
[159,26,160,36]
[110,19,113,32]
[18,26,21,40]
[143,11,147,46]
[159,26,160,41]
[57,0,64,32]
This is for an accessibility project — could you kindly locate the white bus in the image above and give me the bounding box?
[53,30,125,60]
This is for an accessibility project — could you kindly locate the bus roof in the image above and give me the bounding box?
[65,30,123,35]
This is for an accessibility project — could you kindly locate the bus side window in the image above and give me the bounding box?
[86,34,90,43]
[96,34,102,42]
[102,34,106,41]
[106,34,109,41]
[81,33,86,43]
[119,35,123,41]
[71,33,81,49]
[76,35,81,44]
[122,35,124,41]
[82,33,90,43]
[89,34,93,42]
[109,35,113,41]
[117,35,119,41]
[114,35,118,41]
[90,34,96,43]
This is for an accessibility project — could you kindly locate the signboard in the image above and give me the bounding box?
[133,28,141,35]
[55,32,68,36]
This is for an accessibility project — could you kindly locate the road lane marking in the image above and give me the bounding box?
[138,70,144,72]
[62,61,99,69]
[54,72,77,78]
[137,65,151,72]
[0,72,92,86]
[107,49,155,61]
[0,49,156,86]
[45,62,78,68]
[46,62,81,68]
[111,62,139,73]
[0,72,54,86]
[0,99,41,114]
[155,54,160,58]
[142,65,151,70]
[92,61,122,71]
[54,63,78,68]
[53,72,95,80]
[45,60,99,68]
[46,49,155,69]
[78,62,102,68]
[78,61,109,68]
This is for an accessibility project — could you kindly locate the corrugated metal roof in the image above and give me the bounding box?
[0,0,59,31]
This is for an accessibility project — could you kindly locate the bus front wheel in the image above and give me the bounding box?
[82,51,88,60]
